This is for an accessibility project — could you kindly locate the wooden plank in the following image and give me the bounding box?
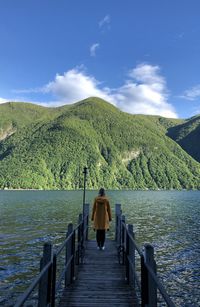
[59,240,138,307]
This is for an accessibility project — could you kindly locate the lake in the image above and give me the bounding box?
[0,190,200,306]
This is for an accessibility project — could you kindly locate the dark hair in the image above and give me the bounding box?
[98,188,105,196]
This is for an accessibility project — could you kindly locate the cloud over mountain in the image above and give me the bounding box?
[113,64,177,118]
[43,67,113,104]
[41,64,177,118]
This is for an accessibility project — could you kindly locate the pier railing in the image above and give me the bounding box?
[14,203,89,307]
[15,202,175,307]
[115,203,175,307]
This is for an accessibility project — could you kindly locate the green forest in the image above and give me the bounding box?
[0,97,200,190]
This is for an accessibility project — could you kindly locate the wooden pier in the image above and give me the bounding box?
[59,240,138,307]
[15,203,175,307]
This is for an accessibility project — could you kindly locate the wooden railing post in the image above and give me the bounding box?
[141,253,148,306]
[129,225,135,287]
[38,242,52,307]
[51,253,57,307]
[71,228,76,282]
[143,243,157,307]
[121,215,125,264]
[76,213,83,265]
[83,203,89,241]
[115,204,121,242]
[65,223,73,286]
[126,224,133,284]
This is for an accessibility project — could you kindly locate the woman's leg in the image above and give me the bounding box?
[99,230,106,247]
[96,230,101,247]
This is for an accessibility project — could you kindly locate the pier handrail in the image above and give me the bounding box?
[115,203,176,307]
[14,260,52,307]
[14,203,89,307]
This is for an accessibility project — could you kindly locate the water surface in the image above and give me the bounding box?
[0,190,199,306]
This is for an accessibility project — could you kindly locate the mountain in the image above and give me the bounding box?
[0,97,200,190]
[167,115,200,163]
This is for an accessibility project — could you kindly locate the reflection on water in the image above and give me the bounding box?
[0,190,200,306]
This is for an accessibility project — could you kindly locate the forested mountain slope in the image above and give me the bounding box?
[167,115,200,163]
[0,97,199,189]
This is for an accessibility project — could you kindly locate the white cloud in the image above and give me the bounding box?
[129,64,165,85]
[0,97,9,104]
[90,43,100,57]
[12,63,178,118]
[99,15,110,29]
[43,67,113,104]
[113,64,177,118]
[41,64,177,118]
[180,84,200,101]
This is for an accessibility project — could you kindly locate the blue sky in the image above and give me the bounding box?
[0,0,200,118]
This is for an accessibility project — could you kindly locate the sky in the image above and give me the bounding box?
[0,0,200,119]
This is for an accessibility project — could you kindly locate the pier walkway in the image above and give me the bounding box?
[59,240,137,307]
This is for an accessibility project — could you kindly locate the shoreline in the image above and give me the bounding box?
[1,188,200,191]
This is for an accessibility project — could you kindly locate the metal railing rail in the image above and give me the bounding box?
[14,203,89,307]
[115,203,176,307]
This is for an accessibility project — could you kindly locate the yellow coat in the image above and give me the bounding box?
[91,196,112,230]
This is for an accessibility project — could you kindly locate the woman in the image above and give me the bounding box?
[91,188,112,250]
